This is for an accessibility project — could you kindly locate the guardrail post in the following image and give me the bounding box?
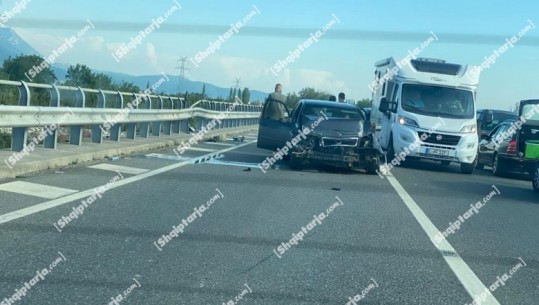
[241,106,245,126]
[195,100,204,131]
[11,81,31,151]
[140,95,151,138]
[69,87,85,145]
[180,99,189,133]
[214,102,221,129]
[43,84,60,149]
[152,96,163,136]
[91,89,106,144]
[162,96,173,135]
[110,92,123,142]
[126,93,138,139]
[233,103,239,128]
[171,97,181,134]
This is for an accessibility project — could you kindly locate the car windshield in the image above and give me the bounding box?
[483,112,518,131]
[302,105,363,120]
[522,103,539,121]
[401,84,474,119]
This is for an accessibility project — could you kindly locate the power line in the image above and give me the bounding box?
[233,77,241,97]
[175,57,190,94]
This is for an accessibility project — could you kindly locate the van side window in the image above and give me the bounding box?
[387,81,397,101]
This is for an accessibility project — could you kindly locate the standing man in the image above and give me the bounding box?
[264,83,286,120]
[338,92,346,103]
[269,83,286,103]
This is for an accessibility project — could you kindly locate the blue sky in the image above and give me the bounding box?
[1,0,538,108]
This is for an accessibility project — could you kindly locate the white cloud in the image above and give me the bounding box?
[85,36,104,52]
[146,42,158,69]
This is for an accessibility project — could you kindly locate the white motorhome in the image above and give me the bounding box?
[370,57,480,174]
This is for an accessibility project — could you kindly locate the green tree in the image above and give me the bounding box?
[93,73,115,90]
[2,54,57,83]
[228,87,233,102]
[2,55,57,106]
[65,64,95,88]
[0,68,9,79]
[0,68,17,105]
[116,81,140,93]
[201,84,206,99]
[237,88,242,101]
[285,92,300,108]
[241,87,251,104]
[356,98,372,108]
[298,87,330,100]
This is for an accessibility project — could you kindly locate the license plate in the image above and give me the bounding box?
[426,148,449,156]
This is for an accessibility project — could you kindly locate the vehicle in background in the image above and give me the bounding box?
[257,99,382,173]
[476,100,539,176]
[476,109,518,138]
[370,57,480,174]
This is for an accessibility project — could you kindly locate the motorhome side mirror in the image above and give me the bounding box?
[379,98,390,113]
[379,98,396,114]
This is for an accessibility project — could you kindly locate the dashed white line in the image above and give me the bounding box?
[0,141,256,225]
[204,142,236,146]
[0,181,78,199]
[88,164,149,175]
[180,147,218,152]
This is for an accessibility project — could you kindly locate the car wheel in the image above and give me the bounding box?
[533,164,539,193]
[492,153,506,177]
[460,162,474,174]
[289,153,303,171]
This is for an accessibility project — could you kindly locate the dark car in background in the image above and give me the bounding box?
[476,100,539,176]
[257,99,382,173]
[476,109,518,138]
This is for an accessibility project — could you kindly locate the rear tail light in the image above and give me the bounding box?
[506,140,517,155]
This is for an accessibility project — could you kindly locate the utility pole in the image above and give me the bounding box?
[176,57,190,94]
[233,77,241,98]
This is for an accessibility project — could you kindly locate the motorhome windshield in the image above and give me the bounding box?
[401,84,474,119]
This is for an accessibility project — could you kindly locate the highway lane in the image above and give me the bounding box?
[0,134,537,305]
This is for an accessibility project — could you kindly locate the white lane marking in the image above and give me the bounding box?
[0,181,78,199]
[386,174,500,305]
[88,164,149,175]
[204,159,262,169]
[181,147,217,152]
[145,153,190,161]
[0,141,256,225]
[204,142,236,146]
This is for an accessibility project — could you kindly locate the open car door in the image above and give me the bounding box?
[257,99,293,151]
[518,100,539,158]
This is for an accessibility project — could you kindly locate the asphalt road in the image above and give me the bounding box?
[0,133,537,305]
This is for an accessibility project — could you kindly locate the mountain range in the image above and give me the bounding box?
[0,27,269,102]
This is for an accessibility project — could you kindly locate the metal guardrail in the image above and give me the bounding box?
[0,80,262,151]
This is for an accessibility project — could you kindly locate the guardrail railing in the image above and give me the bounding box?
[0,80,262,152]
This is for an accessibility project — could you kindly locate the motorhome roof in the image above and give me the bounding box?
[375,57,479,88]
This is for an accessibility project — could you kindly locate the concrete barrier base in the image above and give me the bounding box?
[0,127,257,180]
